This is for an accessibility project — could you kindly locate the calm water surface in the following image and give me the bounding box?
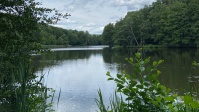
[33,46,199,112]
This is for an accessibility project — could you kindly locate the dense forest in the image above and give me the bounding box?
[36,25,102,46]
[102,0,199,47]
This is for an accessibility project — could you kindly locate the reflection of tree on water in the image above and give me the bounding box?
[187,62,199,93]
[33,50,103,71]
[102,48,199,92]
[102,47,138,72]
[33,47,199,94]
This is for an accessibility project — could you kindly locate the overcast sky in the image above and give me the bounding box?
[36,0,156,34]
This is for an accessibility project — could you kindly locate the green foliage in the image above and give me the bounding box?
[0,0,66,111]
[0,63,55,112]
[102,23,114,47]
[192,61,199,66]
[105,0,199,47]
[96,49,199,112]
[37,25,102,46]
[0,0,69,59]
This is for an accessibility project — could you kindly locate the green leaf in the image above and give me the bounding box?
[117,74,122,79]
[117,84,124,90]
[157,70,161,75]
[130,81,137,88]
[150,99,159,106]
[137,84,143,89]
[168,104,175,111]
[114,79,124,84]
[146,67,152,72]
[153,61,158,66]
[140,61,144,64]
[129,57,133,62]
[135,53,141,59]
[125,74,130,79]
[184,96,193,105]
[144,57,150,64]
[123,88,130,94]
[192,61,199,66]
[164,96,174,102]
[139,91,146,97]
[158,60,164,64]
[156,96,162,102]
[106,71,111,76]
[126,97,133,100]
[190,101,199,109]
[135,63,140,67]
[108,78,114,80]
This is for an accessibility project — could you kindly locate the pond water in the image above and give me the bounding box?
[33,46,199,112]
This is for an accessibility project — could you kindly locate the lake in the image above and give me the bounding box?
[33,46,199,112]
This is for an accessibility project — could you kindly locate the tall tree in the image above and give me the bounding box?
[0,0,69,111]
[0,0,69,61]
[102,23,114,48]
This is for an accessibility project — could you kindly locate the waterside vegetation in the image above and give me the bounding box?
[96,50,199,112]
[1,0,199,111]
[0,63,55,112]
[0,0,67,111]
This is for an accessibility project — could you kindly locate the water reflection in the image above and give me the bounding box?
[34,47,117,112]
[33,47,199,112]
[146,48,199,90]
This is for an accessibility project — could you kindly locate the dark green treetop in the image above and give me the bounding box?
[102,23,114,48]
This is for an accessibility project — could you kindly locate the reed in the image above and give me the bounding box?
[95,89,108,112]
[0,61,55,112]
[95,89,124,112]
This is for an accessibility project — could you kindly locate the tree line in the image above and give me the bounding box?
[36,25,102,46]
[102,0,199,48]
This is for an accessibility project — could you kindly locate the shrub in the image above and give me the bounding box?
[96,49,199,112]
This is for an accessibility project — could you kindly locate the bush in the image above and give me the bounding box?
[96,49,199,112]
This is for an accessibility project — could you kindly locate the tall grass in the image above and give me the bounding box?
[95,89,124,112]
[0,62,55,112]
[95,89,108,112]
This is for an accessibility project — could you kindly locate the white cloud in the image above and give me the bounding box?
[58,18,76,24]
[85,23,96,27]
[36,0,156,34]
[114,0,156,10]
